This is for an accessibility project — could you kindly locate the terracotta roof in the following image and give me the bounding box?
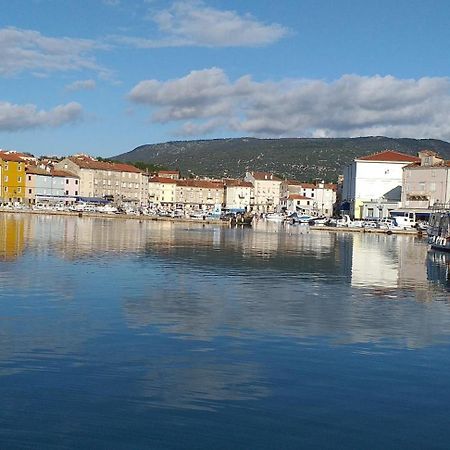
[224,179,253,188]
[249,171,282,181]
[148,176,178,184]
[177,179,224,189]
[287,194,312,200]
[357,150,420,163]
[69,156,141,173]
[0,151,24,162]
[51,169,79,178]
[26,166,50,176]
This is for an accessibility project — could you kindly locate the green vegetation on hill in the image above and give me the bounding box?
[112,137,450,181]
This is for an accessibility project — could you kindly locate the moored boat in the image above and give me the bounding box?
[427,205,450,252]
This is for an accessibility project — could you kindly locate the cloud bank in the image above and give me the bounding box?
[0,27,107,77]
[0,101,83,131]
[128,68,450,140]
[113,1,288,48]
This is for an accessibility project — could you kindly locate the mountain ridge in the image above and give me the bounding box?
[112,136,450,181]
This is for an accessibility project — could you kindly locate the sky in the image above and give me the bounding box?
[1,0,450,157]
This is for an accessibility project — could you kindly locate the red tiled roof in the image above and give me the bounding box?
[224,179,253,188]
[249,171,282,181]
[288,194,311,200]
[148,177,178,184]
[177,179,224,189]
[357,150,420,163]
[0,151,24,162]
[51,169,79,178]
[26,166,50,176]
[69,156,141,173]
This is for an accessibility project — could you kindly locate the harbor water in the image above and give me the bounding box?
[0,213,449,449]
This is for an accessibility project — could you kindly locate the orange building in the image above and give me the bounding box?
[0,151,26,204]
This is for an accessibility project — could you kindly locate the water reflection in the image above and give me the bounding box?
[2,213,450,447]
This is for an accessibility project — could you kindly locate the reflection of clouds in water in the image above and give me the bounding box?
[139,359,269,411]
[123,264,450,350]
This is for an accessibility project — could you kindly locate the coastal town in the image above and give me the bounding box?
[0,148,448,227]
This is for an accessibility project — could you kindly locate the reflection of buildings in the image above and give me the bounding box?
[349,233,431,299]
[0,214,30,260]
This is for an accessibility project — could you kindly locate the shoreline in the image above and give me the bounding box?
[0,208,423,235]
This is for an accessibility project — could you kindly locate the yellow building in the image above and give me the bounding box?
[0,152,26,204]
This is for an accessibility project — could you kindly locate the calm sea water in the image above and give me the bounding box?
[0,213,449,449]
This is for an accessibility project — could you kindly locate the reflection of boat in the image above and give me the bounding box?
[428,206,450,252]
[427,250,450,287]
[265,213,286,221]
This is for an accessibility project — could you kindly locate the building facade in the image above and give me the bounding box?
[176,179,225,210]
[401,151,450,210]
[244,171,282,213]
[224,179,254,211]
[0,152,26,204]
[148,177,178,207]
[55,155,145,204]
[342,150,420,219]
[282,180,336,217]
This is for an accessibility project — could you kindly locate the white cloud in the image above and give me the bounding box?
[65,79,97,92]
[0,27,108,77]
[112,1,289,48]
[0,101,83,131]
[128,69,450,140]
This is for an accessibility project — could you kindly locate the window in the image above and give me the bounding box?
[18,165,22,171]
[75,191,78,195]
[75,180,79,185]
[28,189,32,194]
[4,187,7,192]
[4,176,8,182]
[17,176,21,183]
[17,187,21,193]
[66,179,69,184]
[28,175,32,181]
[65,190,69,195]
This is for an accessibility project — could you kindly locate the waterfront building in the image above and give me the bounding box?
[148,176,178,207]
[244,171,282,213]
[342,150,420,219]
[54,170,80,198]
[157,170,180,180]
[176,179,224,210]
[282,180,336,216]
[280,194,314,214]
[401,150,450,210]
[55,155,145,204]
[224,179,254,211]
[0,151,26,204]
[25,167,80,205]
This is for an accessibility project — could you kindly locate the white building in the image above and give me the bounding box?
[342,150,420,219]
[402,150,450,210]
[280,194,314,214]
[224,179,254,211]
[176,179,225,210]
[244,171,282,213]
[282,180,336,217]
[148,176,178,207]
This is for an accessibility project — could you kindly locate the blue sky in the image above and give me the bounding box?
[1,0,450,157]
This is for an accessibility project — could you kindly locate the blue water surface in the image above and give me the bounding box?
[0,213,449,449]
